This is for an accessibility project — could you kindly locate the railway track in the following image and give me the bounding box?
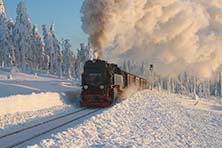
[0,108,102,148]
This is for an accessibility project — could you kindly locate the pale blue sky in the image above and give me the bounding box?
[3,0,87,51]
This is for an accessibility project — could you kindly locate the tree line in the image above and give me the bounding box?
[122,60,222,103]
[0,0,93,79]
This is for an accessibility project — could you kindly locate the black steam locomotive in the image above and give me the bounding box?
[80,59,147,107]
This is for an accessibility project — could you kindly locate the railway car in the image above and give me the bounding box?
[80,59,147,107]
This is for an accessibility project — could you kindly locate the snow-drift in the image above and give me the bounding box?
[0,69,80,130]
[30,90,222,148]
[0,93,64,116]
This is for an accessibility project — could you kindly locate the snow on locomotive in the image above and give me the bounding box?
[80,59,147,107]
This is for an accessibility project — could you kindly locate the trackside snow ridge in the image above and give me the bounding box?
[0,92,78,132]
[29,90,222,148]
[0,93,64,116]
[0,69,83,134]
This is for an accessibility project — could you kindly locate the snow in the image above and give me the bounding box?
[0,68,79,98]
[0,106,71,133]
[0,67,222,148]
[0,68,80,132]
[30,90,222,148]
[0,93,63,116]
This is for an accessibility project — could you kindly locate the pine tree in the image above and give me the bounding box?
[42,24,53,73]
[76,43,92,79]
[6,19,15,67]
[75,56,81,80]
[193,76,197,98]
[78,43,86,63]
[217,69,222,103]
[57,48,63,78]
[63,39,73,78]
[14,1,32,71]
[50,24,61,75]
[70,51,76,78]
[140,62,145,75]
[0,0,9,67]
[32,25,44,70]
[85,42,93,60]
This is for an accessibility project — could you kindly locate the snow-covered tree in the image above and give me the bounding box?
[50,24,62,76]
[62,39,73,78]
[6,19,15,67]
[216,68,222,103]
[75,56,81,80]
[75,43,92,79]
[70,51,77,78]
[0,0,9,67]
[140,62,145,75]
[42,24,53,73]
[32,25,44,70]
[14,1,32,71]
[78,43,93,63]
[85,42,94,60]
[57,48,63,78]
[78,43,86,63]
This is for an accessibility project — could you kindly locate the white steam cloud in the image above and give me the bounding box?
[81,0,222,78]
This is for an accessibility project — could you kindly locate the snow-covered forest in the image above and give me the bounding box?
[121,60,222,103]
[1,0,222,102]
[0,0,93,79]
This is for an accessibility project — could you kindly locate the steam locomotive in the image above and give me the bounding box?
[80,59,147,107]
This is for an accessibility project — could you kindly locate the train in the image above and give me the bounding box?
[80,59,147,107]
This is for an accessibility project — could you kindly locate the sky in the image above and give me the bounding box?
[3,0,87,52]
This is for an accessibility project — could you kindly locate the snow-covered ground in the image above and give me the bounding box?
[29,90,222,148]
[1,68,222,148]
[0,67,80,98]
[0,68,81,133]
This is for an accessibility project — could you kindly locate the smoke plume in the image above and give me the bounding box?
[81,0,222,78]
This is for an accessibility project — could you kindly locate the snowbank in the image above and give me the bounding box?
[0,93,64,116]
[31,90,222,148]
[0,68,81,131]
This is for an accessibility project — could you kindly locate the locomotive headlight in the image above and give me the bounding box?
[100,85,105,89]
[84,85,88,89]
